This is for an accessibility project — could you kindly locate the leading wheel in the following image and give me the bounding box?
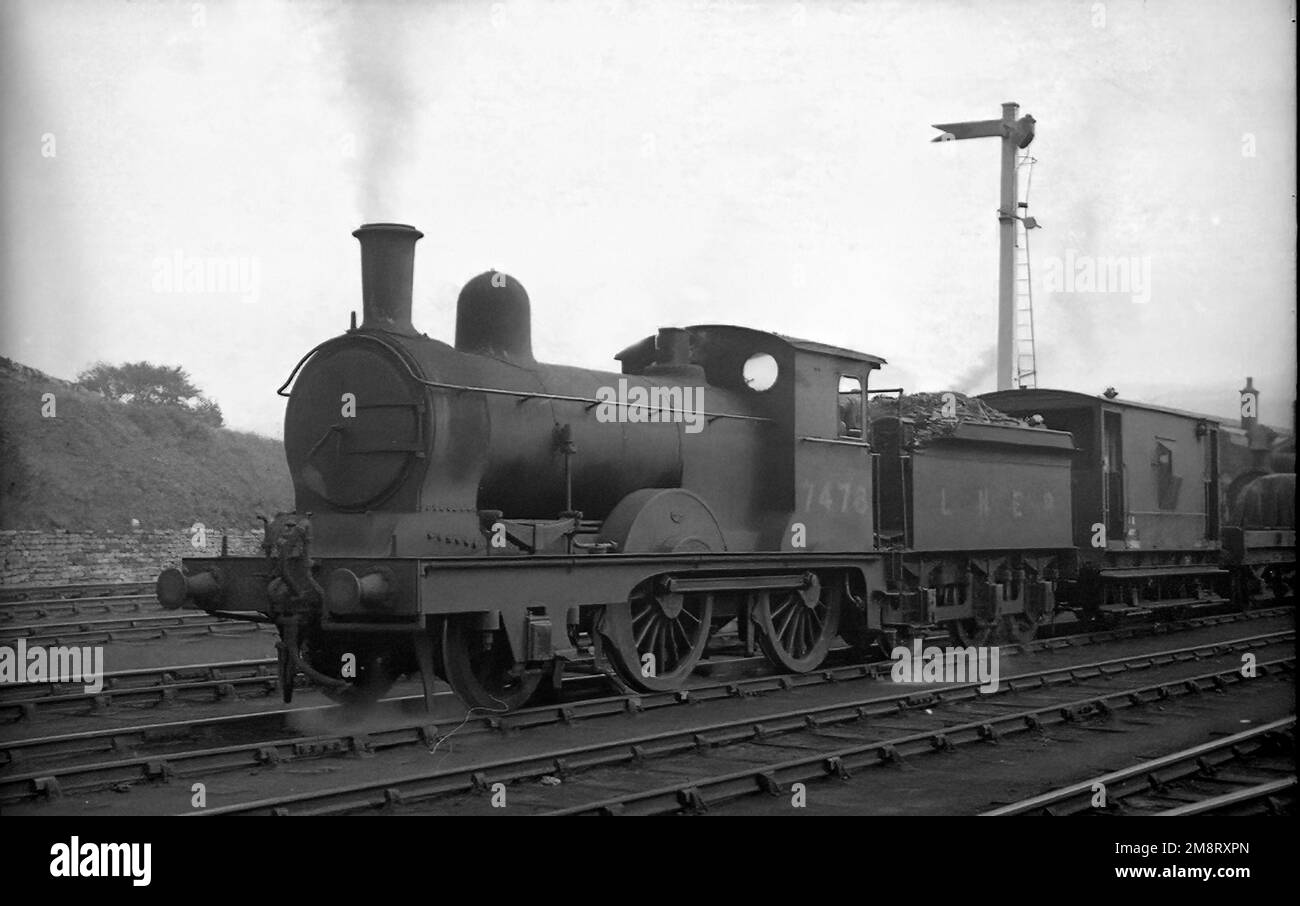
[752,574,842,673]
[300,633,406,707]
[320,653,404,706]
[325,658,403,706]
[440,614,544,711]
[598,581,713,692]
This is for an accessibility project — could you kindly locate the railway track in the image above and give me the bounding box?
[982,716,1296,816]
[0,611,273,647]
[6,624,1289,813]
[4,604,1287,723]
[180,633,1293,816]
[0,658,284,722]
[0,581,153,604]
[0,593,159,623]
[0,651,876,802]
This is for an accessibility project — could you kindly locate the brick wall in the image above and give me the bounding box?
[0,529,265,586]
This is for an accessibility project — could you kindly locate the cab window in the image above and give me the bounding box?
[837,375,863,438]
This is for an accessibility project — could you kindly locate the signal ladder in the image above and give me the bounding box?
[1013,154,1038,389]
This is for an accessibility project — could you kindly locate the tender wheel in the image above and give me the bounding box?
[1000,613,1039,645]
[1240,565,1294,610]
[948,618,996,646]
[598,580,713,692]
[752,573,842,673]
[441,614,544,711]
[838,620,893,659]
[837,575,892,658]
[1272,567,1296,604]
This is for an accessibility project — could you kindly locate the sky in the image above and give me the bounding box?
[1,0,1295,438]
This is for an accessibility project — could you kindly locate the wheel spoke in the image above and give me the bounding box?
[670,618,691,658]
[796,612,813,656]
[773,593,797,619]
[659,621,675,668]
[635,614,656,647]
[648,620,665,668]
[783,608,802,650]
[775,599,799,641]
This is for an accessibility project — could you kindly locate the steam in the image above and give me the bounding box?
[336,9,418,218]
[951,345,998,394]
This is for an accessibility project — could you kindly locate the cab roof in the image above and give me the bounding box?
[689,324,887,367]
[980,388,1223,425]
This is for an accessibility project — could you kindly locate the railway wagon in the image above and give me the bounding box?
[980,389,1229,617]
[1222,471,1296,606]
[864,411,1077,645]
[158,223,895,709]
[1218,377,1297,605]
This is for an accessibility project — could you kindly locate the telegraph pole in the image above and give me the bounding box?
[932,102,1037,391]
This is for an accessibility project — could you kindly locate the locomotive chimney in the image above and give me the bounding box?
[455,271,534,362]
[1240,376,1261,438]
[353,223,423,335]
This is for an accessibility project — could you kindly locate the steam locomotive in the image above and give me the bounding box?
[155,223,1295,710]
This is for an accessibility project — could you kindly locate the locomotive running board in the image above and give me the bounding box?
[1097,566,1229,580]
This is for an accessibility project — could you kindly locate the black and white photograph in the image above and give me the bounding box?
[0,0,1294,868]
